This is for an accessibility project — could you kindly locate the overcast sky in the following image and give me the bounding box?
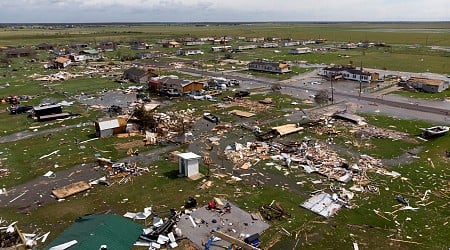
[0,0,448,23]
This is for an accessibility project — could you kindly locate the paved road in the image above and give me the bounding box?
[180,68,450,120]
[0,124,82,144]
[0,144,178,210]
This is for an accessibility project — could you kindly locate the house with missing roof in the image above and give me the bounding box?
[97,41,116,52]
[130,41,148,50]
[404,77,449,93]
[163,41,181,48]
[248,61,291,74]
[6,48,36,58]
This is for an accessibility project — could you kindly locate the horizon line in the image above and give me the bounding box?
[1,21,449,25]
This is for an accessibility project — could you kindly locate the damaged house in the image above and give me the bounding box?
[402,77,449,93]
[319,66,379,83]
[151,77,198,96]
[36,43,55,51]
[123,67,149,84]
[248,61,291,74]
[6,48,36,58]
[53,57,72,69]
[69,49,101,62]
[162,41,181,48]
[130,41,148,50]
[94,118,127,137]
[97,41,116,52]
[32,104,70,121]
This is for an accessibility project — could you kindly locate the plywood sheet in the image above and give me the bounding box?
[52,181,91,199]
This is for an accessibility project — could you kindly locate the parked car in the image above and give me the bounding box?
[235,90,250,98]
[10,105,33,114]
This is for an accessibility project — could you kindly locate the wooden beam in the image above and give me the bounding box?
[211,230,258,250]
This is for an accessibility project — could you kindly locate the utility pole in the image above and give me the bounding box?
[359,61,363,98]
[330,74,334,104]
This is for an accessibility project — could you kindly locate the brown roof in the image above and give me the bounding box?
[408,77,444,86]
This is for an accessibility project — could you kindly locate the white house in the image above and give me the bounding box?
[237,45,258,51]
[184,41,205,46]
[319,66,379,83]
[282,41,300,47]
[94,118,126,137]
[211,46,232,52]
[177,48,204,56]
[246,37,265,42]
[177,152,201,178]
[259,43,279,48]
[290,47,312,54]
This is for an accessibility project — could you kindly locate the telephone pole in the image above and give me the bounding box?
[359,61,363,98]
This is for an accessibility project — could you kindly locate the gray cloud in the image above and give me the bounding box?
[0,0,448,22]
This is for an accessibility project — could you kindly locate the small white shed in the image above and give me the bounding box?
[177,152,201,178]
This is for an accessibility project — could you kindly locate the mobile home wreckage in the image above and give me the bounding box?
[401,77,449,93]
[32,104,72,121]
[248,61,291,74]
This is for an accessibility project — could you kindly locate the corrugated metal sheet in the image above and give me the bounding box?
[98,119,120,130]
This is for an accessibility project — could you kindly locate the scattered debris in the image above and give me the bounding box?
[259,200,291,221]
[271,124,303,136]
[98,160,150,185]
[177,199,269,250]
[420,125,449,139]
[301,192,343,218]
[39,150,60,160]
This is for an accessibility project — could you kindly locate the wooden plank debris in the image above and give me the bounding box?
[211,230,257,250]
[51,181,91,199]
[230,109,256,118]
[271,124,303,136]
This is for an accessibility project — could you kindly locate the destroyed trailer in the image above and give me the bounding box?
[31,104,76,121]
[140,209,181,241]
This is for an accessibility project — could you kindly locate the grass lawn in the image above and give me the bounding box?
[392,89,450,100]
[0,103,449,249]
[243,66,312,81]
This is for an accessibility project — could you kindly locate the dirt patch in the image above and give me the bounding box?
[114,139,145,150]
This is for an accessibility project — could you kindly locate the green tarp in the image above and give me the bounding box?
[45,214,143,250]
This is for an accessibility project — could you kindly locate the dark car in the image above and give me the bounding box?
[10,105,33,114]
[234,90,250,98]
